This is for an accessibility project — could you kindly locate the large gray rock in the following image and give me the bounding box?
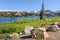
[54,22,60,28]
[24,26,33,35]
[31,28,44,39]
[31,28,49,40]
[46,24,59,32]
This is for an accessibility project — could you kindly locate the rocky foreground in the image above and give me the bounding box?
[0,30,60,40]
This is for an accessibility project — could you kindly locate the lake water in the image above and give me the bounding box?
[0,16,39,23]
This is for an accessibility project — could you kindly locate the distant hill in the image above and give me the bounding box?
[36,10,60,17]
[44,10,60,16]
[44,10,55,17]
[0,10,60,17]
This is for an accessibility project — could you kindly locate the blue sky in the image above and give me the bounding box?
[0,0,60,11]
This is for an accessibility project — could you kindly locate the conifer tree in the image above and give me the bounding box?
[40,2,44,20]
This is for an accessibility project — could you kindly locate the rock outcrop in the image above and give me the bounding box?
[5,33,19,40]
[46,24,59,32]
[24,26,33,35]
[54,22,60,28]
[31,28,49,40]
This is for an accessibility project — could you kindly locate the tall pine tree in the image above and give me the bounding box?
[40,2,44,20]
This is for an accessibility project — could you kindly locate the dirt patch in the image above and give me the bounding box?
[46,30,60,40]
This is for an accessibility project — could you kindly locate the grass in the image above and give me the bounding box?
[0,16,60,38]
[0,32,14,38]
